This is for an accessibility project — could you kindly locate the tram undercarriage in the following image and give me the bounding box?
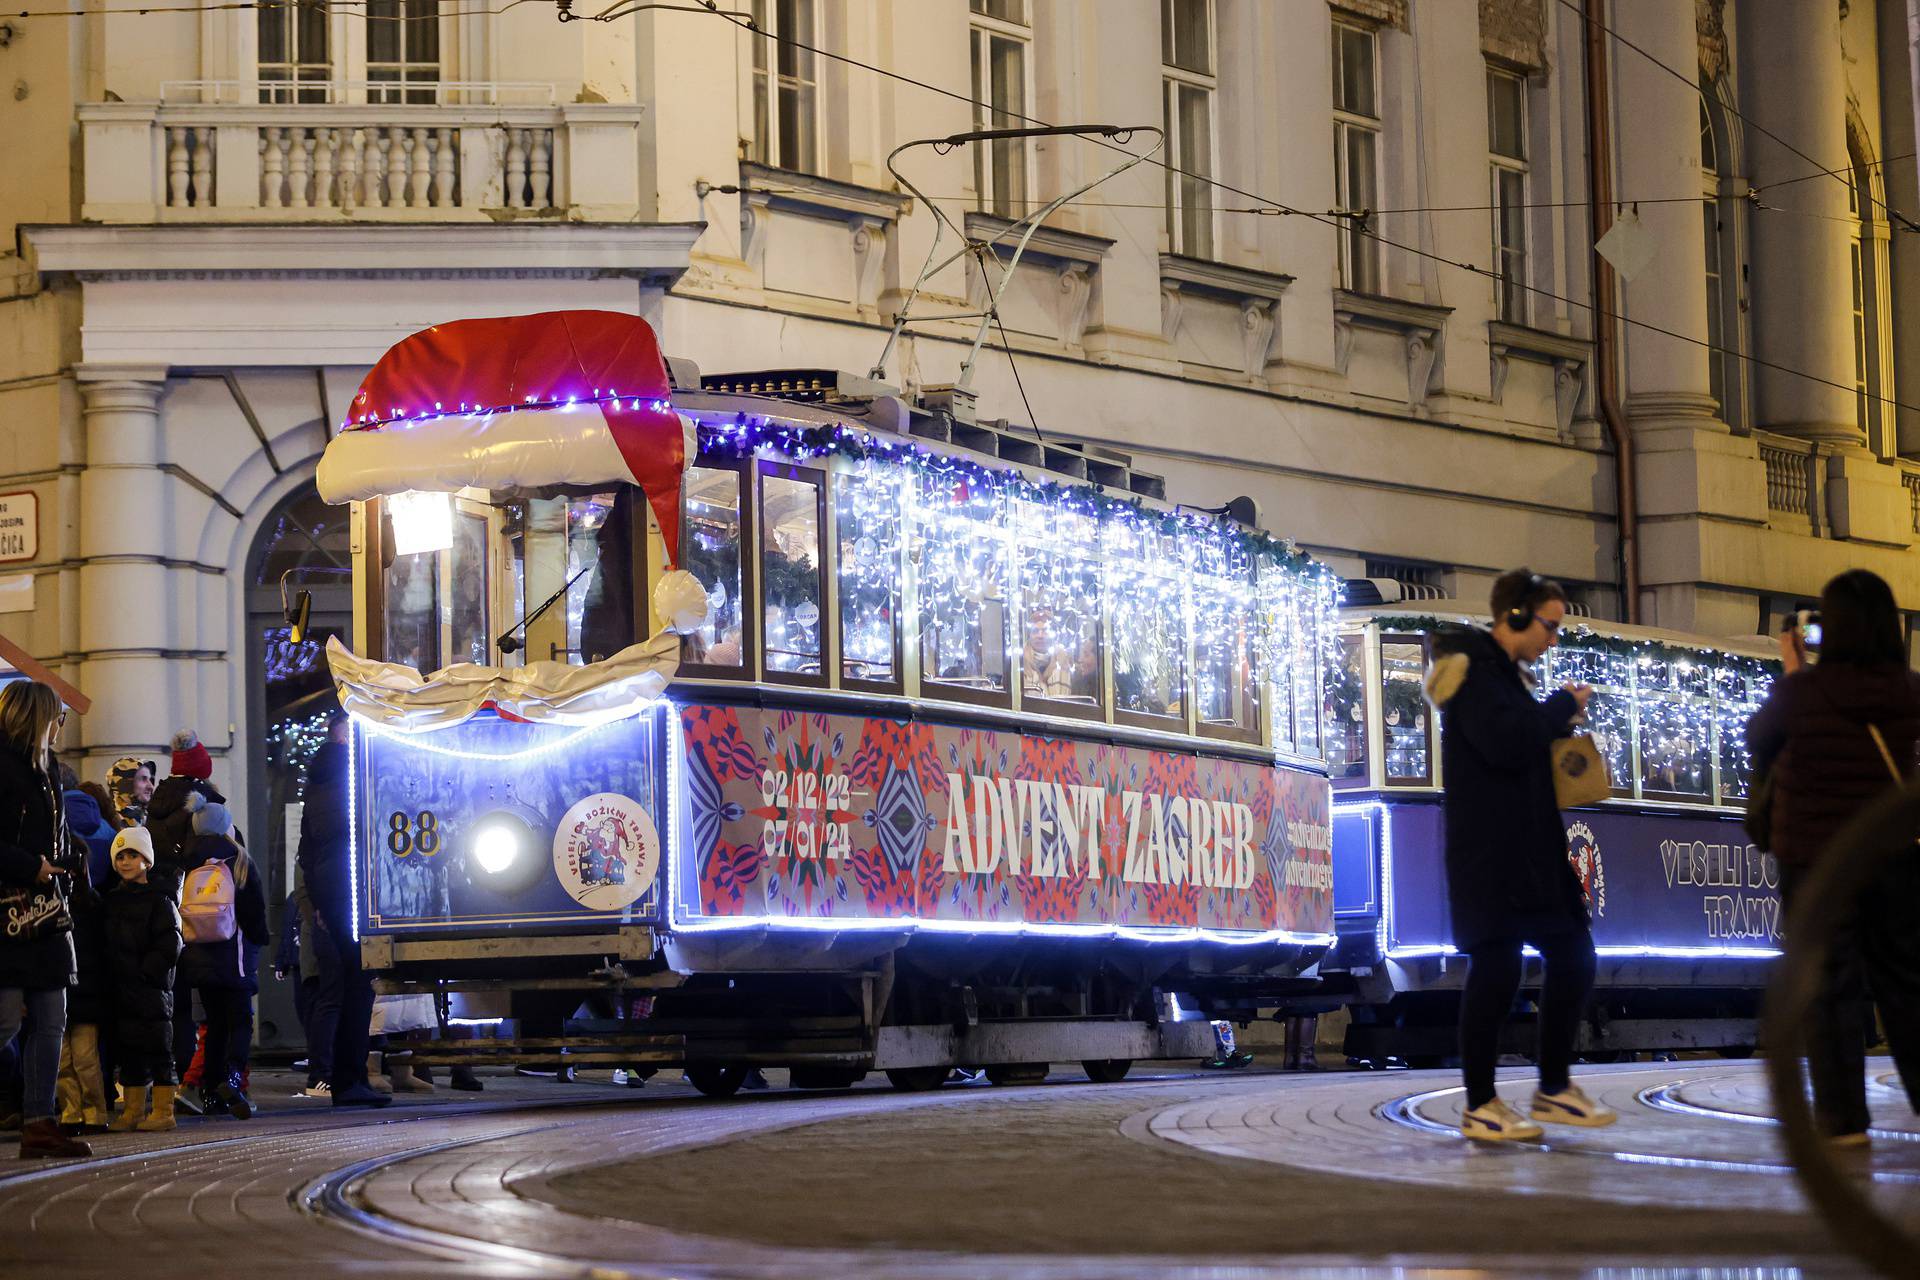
[364,930,1323,1094]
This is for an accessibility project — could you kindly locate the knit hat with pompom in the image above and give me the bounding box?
[170,730,213,781]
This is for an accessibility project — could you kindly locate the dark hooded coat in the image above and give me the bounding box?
[1745,662,1920,865]
[0,743,78,991]
[298,740,353,936]
[1425,627,1586,951]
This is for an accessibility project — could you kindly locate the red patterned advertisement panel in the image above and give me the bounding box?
[675,703,1333,938]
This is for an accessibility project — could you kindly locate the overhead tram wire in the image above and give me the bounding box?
[1552,0,1918,231]
[663,0,1920,420]
[38,0,1911,417]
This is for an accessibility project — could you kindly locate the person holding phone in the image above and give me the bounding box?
[0,680,92,1158]
[1747,570,1920,1145]
[1425,569,1611,1142]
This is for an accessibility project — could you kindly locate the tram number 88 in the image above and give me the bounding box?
[386,810,442,859]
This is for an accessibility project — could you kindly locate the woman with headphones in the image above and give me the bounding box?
[1424,568,1610,1142]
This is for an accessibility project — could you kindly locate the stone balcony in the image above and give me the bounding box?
[78,82,645,224]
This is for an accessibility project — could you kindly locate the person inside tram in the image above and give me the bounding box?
[1022,612,1073,701]
[1069,632,1101,703]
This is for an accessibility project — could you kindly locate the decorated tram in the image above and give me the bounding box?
[313,309,1340,1092]
[1322,605,1782,1063]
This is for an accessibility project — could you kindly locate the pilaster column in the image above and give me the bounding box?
[1612,0,1717,430]
[1740,0,1859,444]
[75,365,179,768]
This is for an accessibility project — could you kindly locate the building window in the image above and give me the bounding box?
[1849,130,1895,458]
[750,0,820,175]
[367,0,442,105]
[970,0,1030,219]
[1700,80,1750,432]
[1332,20,1381,293]
[1161,0,1216,259]
[1487,66,1528,323]
[259,0,331,103]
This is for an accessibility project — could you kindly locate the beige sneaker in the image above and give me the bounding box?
[1531,1083,1618,1127]
[1460,1097,1544,1142]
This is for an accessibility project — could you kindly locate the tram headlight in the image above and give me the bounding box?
[472,820,522,874]
[465,810,542,895]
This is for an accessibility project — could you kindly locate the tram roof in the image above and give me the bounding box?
[681,369,1172,502]
[1339,602,1778,663]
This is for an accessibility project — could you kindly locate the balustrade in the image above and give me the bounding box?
[83,90,640,222]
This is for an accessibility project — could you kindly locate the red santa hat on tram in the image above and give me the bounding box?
[318,310,711,639]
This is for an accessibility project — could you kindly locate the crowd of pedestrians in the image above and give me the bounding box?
[0,695,400,1158]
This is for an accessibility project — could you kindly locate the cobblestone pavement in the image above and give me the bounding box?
[2,1060,1915,1279]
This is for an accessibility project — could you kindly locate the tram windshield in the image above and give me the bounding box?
[1333,608,1778,809]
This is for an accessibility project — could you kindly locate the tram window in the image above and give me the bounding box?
[915,472,1010,703]
[572,491,635,664]
[1192,570,1260,741]
[836,467,902,691]
[680,464,752,675]
[1325,633,1367,783]
[498,492,632,666]
[449,506,489,665]
[1269,660,1296,755]
[1639,696,1712,799]
[760,463,827,684]
[1294,638,1322,758]
[1380,635,1431,784]
[1717,696,1762,801]
[1108,524,1185,726]
[1019,500,1103,717]
[383,543,440,673]
[1580,687,1634,796]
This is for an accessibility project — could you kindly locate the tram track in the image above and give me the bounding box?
[292,1070,1291,1280]
[1373,1066,1920,1183]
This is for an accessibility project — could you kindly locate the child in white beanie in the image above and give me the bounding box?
[104,827,183,1131]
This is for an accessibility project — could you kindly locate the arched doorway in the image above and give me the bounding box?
[243,480,352,1049]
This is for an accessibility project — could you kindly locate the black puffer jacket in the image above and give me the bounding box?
[1746,662,1920,865]
[66,872,111,1026]
[1426,627,1585,950]
[104,876,181,1057]
[298,741,353,935]
[0,744,77,991]
[176,835,269,993]
[147,774,224,887]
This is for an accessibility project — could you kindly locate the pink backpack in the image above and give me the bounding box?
[180,858,237,944]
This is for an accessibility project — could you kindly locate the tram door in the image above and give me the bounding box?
[245,483,353,1051]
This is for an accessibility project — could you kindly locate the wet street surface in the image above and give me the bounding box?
[4,1059,1915,1279]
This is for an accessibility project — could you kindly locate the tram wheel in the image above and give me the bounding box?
[1082,1059,1133,1083]
[884,1066,948,1092]
[790,1065,867,1090]
[984,1062,1049,1087]
[686,1064,749,1098]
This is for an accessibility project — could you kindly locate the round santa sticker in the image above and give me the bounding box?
[551,793,660,911]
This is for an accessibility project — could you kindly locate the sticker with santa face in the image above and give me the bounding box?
[552,793,660,911]
[1565,820,1607,918]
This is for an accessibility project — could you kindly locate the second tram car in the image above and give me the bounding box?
[1321,605,1783,1062]
[314,310,1341,1092]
